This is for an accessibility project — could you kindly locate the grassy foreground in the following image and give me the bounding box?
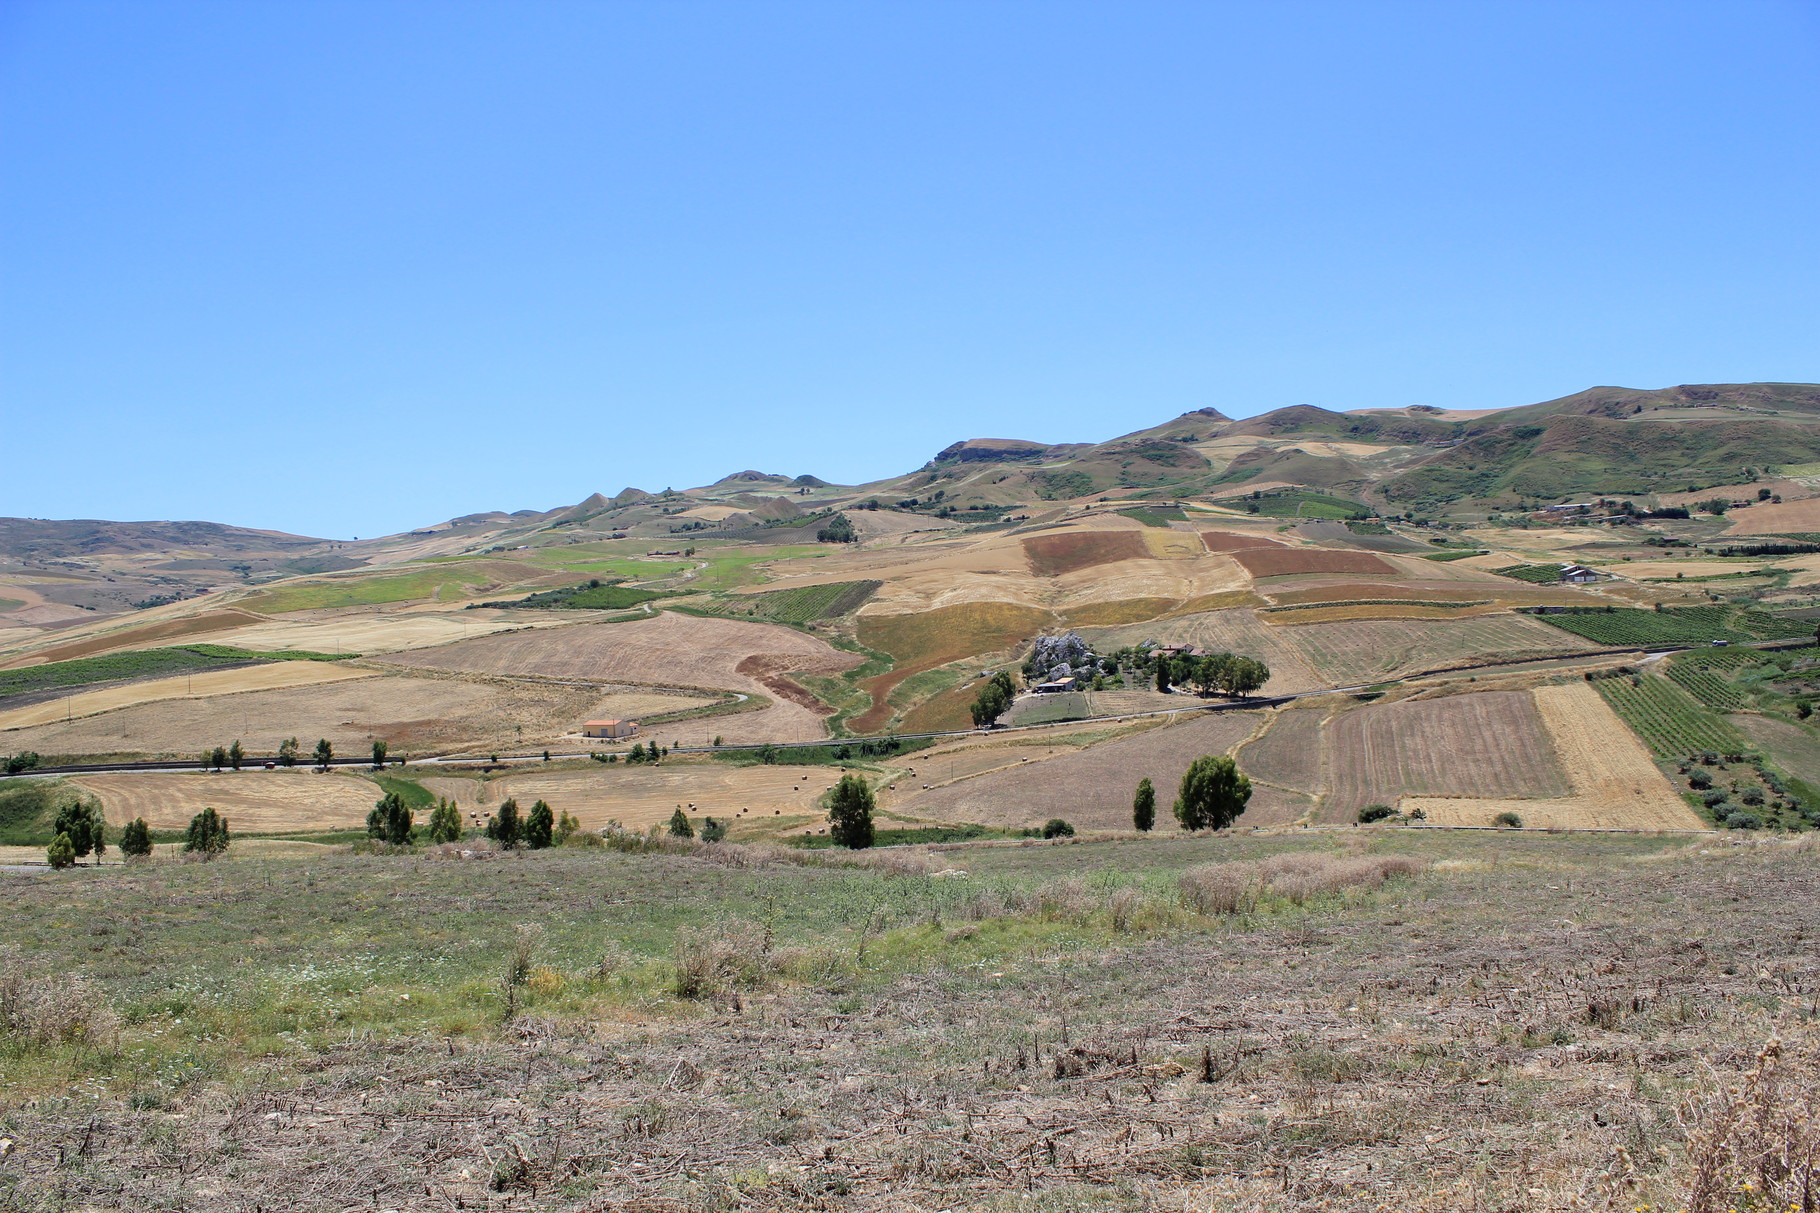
[1,830,1816,1211]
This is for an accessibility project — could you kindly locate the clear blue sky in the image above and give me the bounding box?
[3,1,1817,538]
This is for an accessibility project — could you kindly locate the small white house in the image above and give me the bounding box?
[583,719,639,739]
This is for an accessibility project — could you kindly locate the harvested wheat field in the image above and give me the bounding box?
[1321,690,1572,821]
[0,608,269,669]
[385,612,860,743]
[1081,609,1323,694]
[421,765,839,833]
[1407,683,1706,830]
[0,673,599,761]
[1234,705,1327,804]
[891,710,1276,830]
[74,769,383,831]
[1282,614,1586,686]
[0,660,375,731]
[1192,529,1288,552]
[1724,496,1820,535]
[206,609,571,657]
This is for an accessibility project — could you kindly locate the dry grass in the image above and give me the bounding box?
[1282,614,1586,686]
[435,764,845,835]
[1681,1035,1820,1213]
[1724,496,1820,535]
[0,950,118,1050]
[1408,682,1705,830]
[1179,853,1424,913]
[1264,581,1496,606]
[853,601,1051,732]
[1267,603,1497,624]
[1061,597,1181,626]
[0,660,375,730]
[207,609,568,657]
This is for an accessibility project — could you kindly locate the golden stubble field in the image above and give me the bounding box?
[73,770,384,831]
[418,763,841,833]
[0,661,375,730]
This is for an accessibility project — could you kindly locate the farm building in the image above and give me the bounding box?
[1559,564,1601,584]
[582,719,640,739]
[1033,677,1080,694]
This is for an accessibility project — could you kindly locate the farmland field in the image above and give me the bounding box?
[1730,714,1820,790]
[718,579,882,623]
[235,561,560,614]
[1408,683,1703,831]
[1234,548,1395,577]
[1282,614,1585,685]
[1320,690,1571,821]
[0,608,268,668]
[1233,705,1326,806]
[1194,529,1287,551]
[1060,596,1179,626]
[1664,653,1747,709]
[0,660,375,730]
[73,769,384,831]
[1533,605,1811,647]
[852,602,1052,732]
[384,612,861,743]
[890,710,1271,830]
[0,643,289,701]
[1594,673,1750,758]
[422,764,843,835]
[0,672,600,761]
[207,610,567,657]
[1022,530,1150,576]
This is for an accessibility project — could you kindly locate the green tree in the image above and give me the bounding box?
[485,798,522,848]
[524,799,555,849]
[313,738,333,770]
[183,808,230,857]
[1221,657,1270,697]
[53,800,106,859]
[816,513,856,543]
[667,808,694,838]
[46,831,75,870]
[553,809,580,845]
[366,791,415,846]
[1155,659,1172,693]
[1041,818,1075,838]
[1132,777,1156,832]
[228,739,245,771]
[426,798,462,844]
[209,745,228,771]
[119,817,153,858]
[277,737,299,767]
[371,740,388,769]
[827,774,875,849]
[628,742,646,764]
[1173,754,1252,832]
[970,670,1016,728]
[700,816,727,843]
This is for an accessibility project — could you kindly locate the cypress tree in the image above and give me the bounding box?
[1132,777,1156,832]
[827,775,876,849]
[524,800,554,849]
[120,817,153,858]
[667,808,694,838]
[486,798,522,848]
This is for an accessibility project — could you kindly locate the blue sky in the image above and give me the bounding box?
[3,0,1817,538]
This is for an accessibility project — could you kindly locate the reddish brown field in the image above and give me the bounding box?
[0,608,268,669]
[1196,530,1287,552]
[1022,531,1150,577]
[1319,690,1572,820]
[1264,582,1493,606]
[1060,597,1179,627]
[1234,548,1395,577]
[890,710,1278,830]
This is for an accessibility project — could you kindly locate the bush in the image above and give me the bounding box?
[45,832,75,869]
[1492,811,1523,828]
[1040,818,1075,839]
[1689,768,1713,789]
[1702,789,1731,808]
[1725,812,1764,830]
[1357,803,1396,823]
[699,816,728,843]
[0,950,118,1050]
[119,817,152,858]
[666,808,694,839]
[182,808,230,858]
[1178,862,1260,915]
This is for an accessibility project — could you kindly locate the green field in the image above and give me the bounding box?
[0,597,24,612]
[1491,563,1564,583]
[1220,489,1372,520]
[1532,605,1812,647]
[1593,673,1750,758]
[1118,506,1187,528]
[0,644,344,702]
[691,579,882,625]
[240,568,511,613]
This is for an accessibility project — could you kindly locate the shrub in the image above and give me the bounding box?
[45,832,75,869]
[1725,812,1764,830]
[1041,818,1075,839]
[672,920,777,999]
[0,951,118,1050]
[119,817,152,858]
[699,816,728,843]
[666,808,694,839]
[1357,803,1396,824]
[1492,811,1523,828]
[1179,862,1260,915]
[1702,789,1730,808]
[1689,768,1713,789]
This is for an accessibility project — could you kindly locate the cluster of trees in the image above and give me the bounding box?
[4,751,40,775]
[665,810,728,842]
[45,800,107,869]
[183,808,230,857]
[816,513,857,543]
[626,742,669,764]
[1152,652,1270,698]
[200,737,360,771]
[480,797,578,849]
[970,670,1018,728]
[1130,754,1253,832]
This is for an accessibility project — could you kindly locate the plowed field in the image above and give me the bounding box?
[74,770,383,831]
[1407,683,1702,831]
[1235,549,1395,577]
[888,710,1274,831]
[1022,531,1149,576]
[1233,706,1327,805]
[1321,690,1571,821]
[1195,531,1287,552]
[1283,616,1585,686]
